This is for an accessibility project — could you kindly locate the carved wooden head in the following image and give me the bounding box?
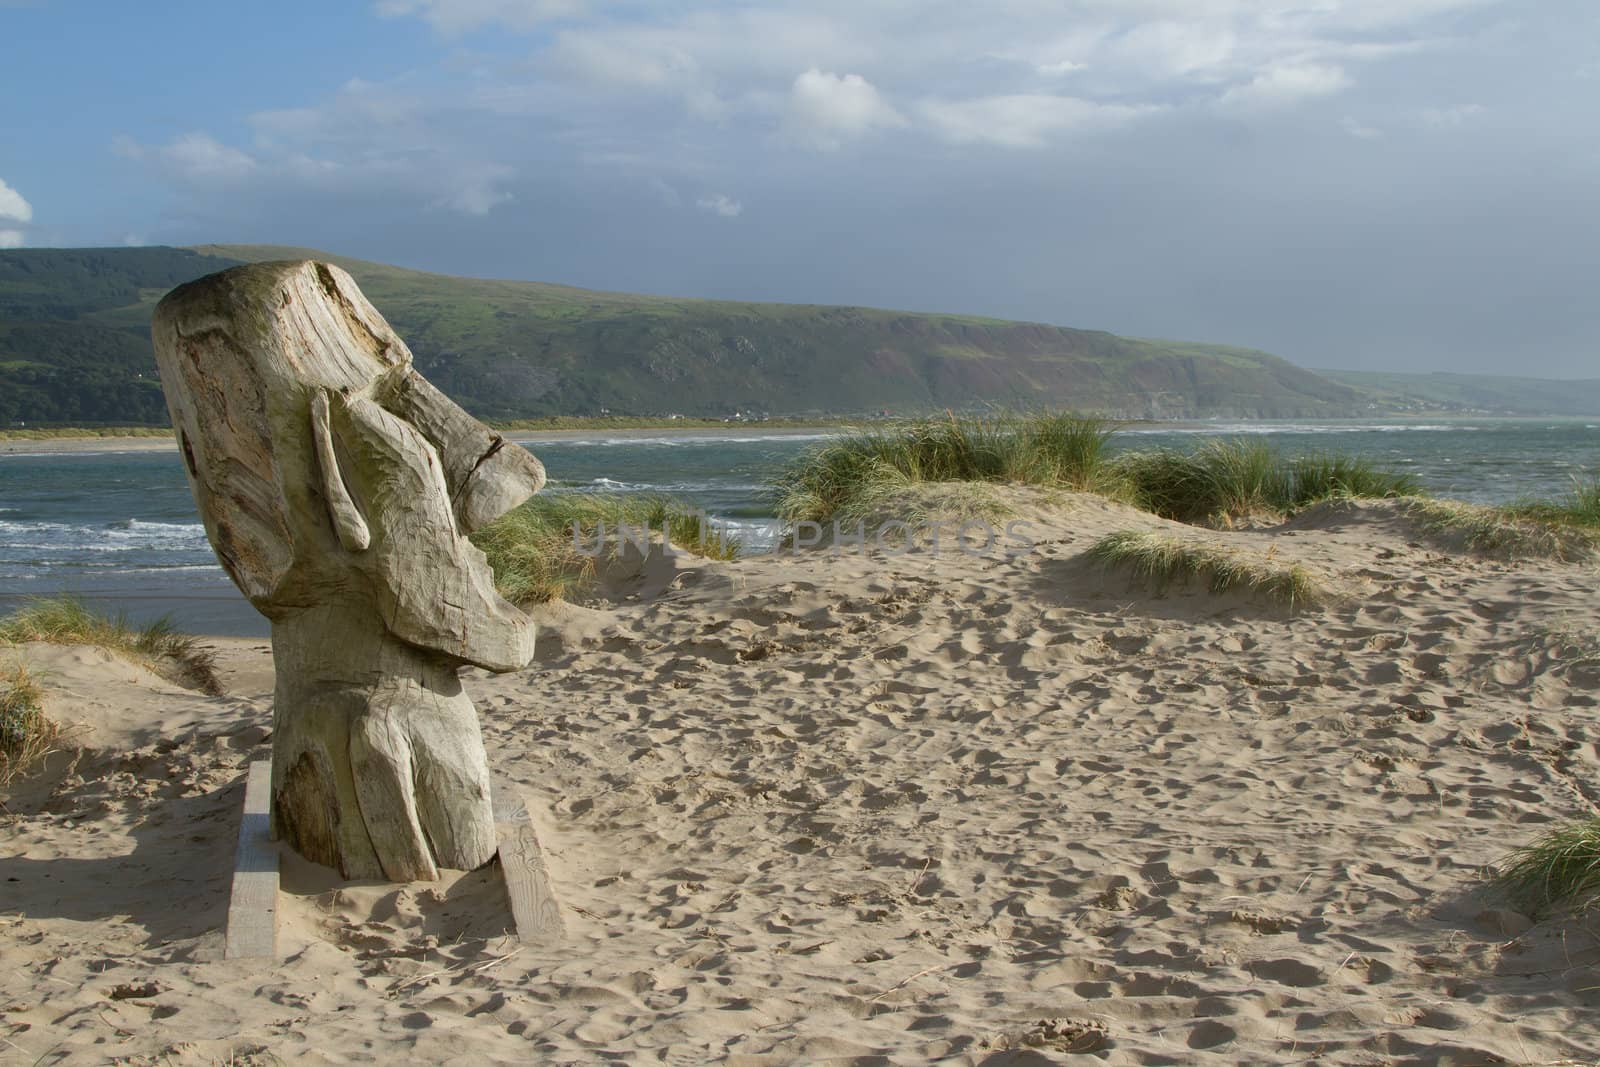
[152,260,545,671]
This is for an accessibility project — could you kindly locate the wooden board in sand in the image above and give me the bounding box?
[493,785,564,943]
[224,760,278,959]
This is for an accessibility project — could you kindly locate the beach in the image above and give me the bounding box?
[2,489,1596,1064]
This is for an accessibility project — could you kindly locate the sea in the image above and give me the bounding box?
[2,419,1596,637]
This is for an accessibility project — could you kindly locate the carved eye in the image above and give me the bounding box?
[180,429,199,478]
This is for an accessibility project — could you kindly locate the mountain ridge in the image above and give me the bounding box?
[2,243,1574,426]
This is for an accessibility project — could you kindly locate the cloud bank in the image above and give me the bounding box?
[80,0,1600,376]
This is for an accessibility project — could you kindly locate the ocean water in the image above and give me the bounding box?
[1,419,1595,636]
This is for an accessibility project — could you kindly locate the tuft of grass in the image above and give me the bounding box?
[1010,412,1118,490]
[0,597,220,694]
[1086,529,1327,608]
[1107,439,1416,526]
[1400,498,1597,561]
[773,411,1115,526]
[1,659,57,788]
[1397,469,1597,560]
[1502,470,1600,530]
[1285,452,1422,508]
[472,492,740,604]
[1494,817,1600,917]
[1571,471,1600,523]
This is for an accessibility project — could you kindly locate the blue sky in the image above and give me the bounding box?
[2,0,1597,376]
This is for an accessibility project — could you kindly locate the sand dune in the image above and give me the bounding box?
[3,493,1597,1064]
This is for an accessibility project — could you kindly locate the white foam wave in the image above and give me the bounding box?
[575,433,840,448]
[0,518,211,555]
[1118,423,1464,436]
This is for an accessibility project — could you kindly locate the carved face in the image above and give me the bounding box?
[152,260,545,672]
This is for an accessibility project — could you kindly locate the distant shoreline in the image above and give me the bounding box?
[0,421,860,456]
[5,412,1594,457]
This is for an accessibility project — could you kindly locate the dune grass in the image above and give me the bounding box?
[773,411,1116,525]
[1494,817,1600,917]
[1401,498,1598,561]
[1502,471,1600,530]
[772,414,1596,571]
[472,492,740,604]
[0,597,220,694]
[1397,469,1599,560]
[0,659,56,788]
[1087,529,1328,608]
[1106,441,1420,526]
[772,414,1427,533]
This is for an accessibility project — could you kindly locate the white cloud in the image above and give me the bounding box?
[1113,19,1238,80]
[0,178,32,224]
[1420,103,1485,126]
[437,165,515,214]
[161,133,259,180]
[647,176,682,208]
[1217,62,1350,110]
[117,113,512,217]
[1340,116,1382,138]
[0,229,23,249]
[375,0,584,33]
[553,33,700,91]
[920,94,1153,148]
[786,69,904,150]
[548,30,729,119]
[1036,59,1085,77]
[696,193,742,218]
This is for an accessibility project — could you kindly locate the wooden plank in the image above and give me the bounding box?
[493,785,564,943]
[224,760,279,959]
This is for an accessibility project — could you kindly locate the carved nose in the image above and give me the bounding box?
[374,365,546,532]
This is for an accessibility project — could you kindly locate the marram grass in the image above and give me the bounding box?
[773,411,1117,526]
[1494,817,1600,917]
[772,416,1426,533]
[0,659,56,788]
[1105,440,1420,526]
[0,596,219,694]
[472,492,740,605]
[1400,497,1598,561]
[1087,529,1327,608]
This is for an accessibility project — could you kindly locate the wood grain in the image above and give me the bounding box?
[224,760,278,960]
[494,788,564,943]
[152,261,546,882]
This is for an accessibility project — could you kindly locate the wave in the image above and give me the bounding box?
[712,516,783,551]
[1118,423,1466,436]
[0,448,158,459]
[552,478,771,494]
[558,433,840,448]
[0,518,212,556]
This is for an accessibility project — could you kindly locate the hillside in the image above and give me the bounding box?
[1319,369,1600,417]
[1,244,1364,425]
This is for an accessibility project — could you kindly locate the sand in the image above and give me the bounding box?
[0,425,840,457]
[2,491,1597,1065]
[0,437,179,456]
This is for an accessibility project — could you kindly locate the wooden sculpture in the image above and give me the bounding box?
[152,260,545,881]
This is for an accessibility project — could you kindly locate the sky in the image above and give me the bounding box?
[2,0,1596,377]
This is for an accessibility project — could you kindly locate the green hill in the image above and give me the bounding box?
[1318,369,1600,417]
[1,243,1365,426]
